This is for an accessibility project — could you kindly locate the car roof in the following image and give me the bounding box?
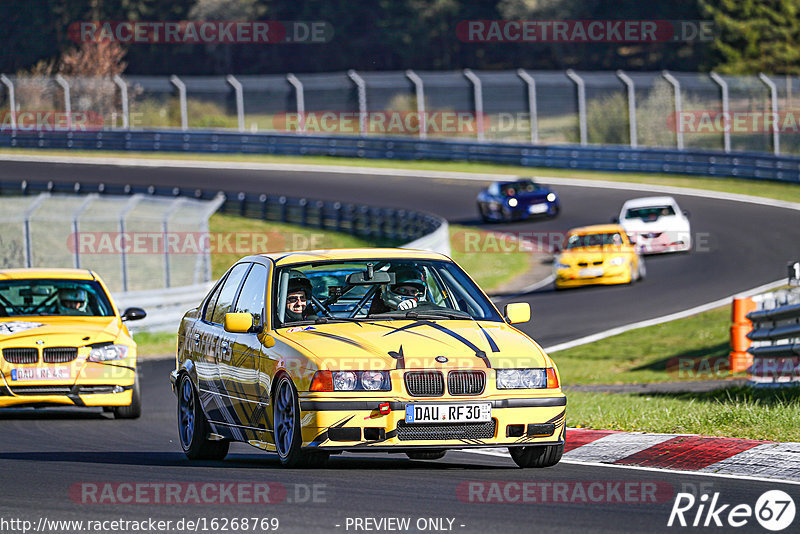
[568,224,625,235]
[0,268,95,281]
[254,248,450,267]
[622,196,678,209]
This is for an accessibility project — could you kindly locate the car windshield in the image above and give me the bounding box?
[0,279,115,317]
[500,181,541,196]
[566,232,625,249]
[274,259,503,326]
[625,205,676,220]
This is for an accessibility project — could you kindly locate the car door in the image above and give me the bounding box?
[192,276,227,421]
[205,262,251,429]
[225,262,270,433]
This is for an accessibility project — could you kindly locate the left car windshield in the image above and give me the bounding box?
[625,205,676,220]
[274,259,503,326]
[0,279,115,317]
[566,232,625,249]
[501,181,540,196]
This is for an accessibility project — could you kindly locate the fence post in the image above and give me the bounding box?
[662,71,684,150]
[348,70,367,136]
[169,75,188,131]
[71,194,98,269]
[405,70,426,139]
[616,70,637,148]
[226,74,245,132]
[22,193,49,268]
[286,73,305,133]
[709,72,731,153]
[463,69,485,142]
[113,74,129,129]
[516,69,538,144]
[119,195,143,292]
[565,69,587,146]
[759,73,780,155]
[162,197,186,288]
[54,74,72,130]
[0,74,16,131]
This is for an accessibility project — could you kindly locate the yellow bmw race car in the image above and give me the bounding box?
[554,224,645,289]
[171,248,566,468]
[0,269,145,417]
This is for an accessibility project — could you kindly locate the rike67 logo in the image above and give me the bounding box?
[668,490,795,531]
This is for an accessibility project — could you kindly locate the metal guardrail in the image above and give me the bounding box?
[0,177,449,333]
[3,129,800,183]
[745,289,800,386]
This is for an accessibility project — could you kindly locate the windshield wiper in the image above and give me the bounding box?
[377,309,475,320]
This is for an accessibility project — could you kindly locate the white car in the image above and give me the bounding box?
[616,196,691,254]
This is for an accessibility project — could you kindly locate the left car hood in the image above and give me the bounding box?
[0,317,124,346]
[276,320,548,370]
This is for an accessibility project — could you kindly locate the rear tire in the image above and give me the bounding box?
[177,374,229,460]
[509,443,564,468]
[273,376,329,468]
[113,374,142,419]
[406,450,446,461]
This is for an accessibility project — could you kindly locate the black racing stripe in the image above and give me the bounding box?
[308,414,354,447]
[389,345,405,370]
[478,324,500,353]
[68,394,85,407]
[385,320,492,367]
[97,362,136,372]
[545,409,566,425]
[305,330,368,350]
[475,350,492,369]
[373,321,441,342]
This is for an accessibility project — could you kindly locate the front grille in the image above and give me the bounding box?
[404,371,445,397]
[9,385,73,396]
[43,347,78,363]
[397,420,497,441]
[3,348,38,364]
[448,370,485,395]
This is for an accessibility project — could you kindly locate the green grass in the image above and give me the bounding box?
[567,388,800,442]
[132,331,176,359]
[449,224,532,293]
[554,306,733,385]
[4,148,800,204]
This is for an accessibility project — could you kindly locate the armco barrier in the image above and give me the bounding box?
[0,178,449,333]
[3,129,800,183]
[745,289,800,386]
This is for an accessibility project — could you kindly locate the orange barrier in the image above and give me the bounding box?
[729,296,756,373]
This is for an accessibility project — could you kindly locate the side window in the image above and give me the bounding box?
[233,264,268,326]
[202,278,226,322]
[210,263,251,325]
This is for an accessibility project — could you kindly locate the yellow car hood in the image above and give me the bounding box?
[560,245,631,262]
[0,317,123,346]
[277,319,548,370]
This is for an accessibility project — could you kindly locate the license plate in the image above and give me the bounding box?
[10,367,70,381]
[405,403,491,424]
[579,268,604,277]
[528,204,549,214]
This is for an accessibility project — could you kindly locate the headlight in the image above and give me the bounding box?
[556,262,571,270]
[547,193,556,202]
[609,257,625,266]
[311,370,392,392]
[332,371,358,391]
[507,198,518,207]
[87,344,129,362]
[496,368,559,389]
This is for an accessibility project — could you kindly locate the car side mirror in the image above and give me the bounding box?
[121,307,146,321]
[683,210,690,218]
[504,302,531,324]
[611,216,619,223]
[224,312,254,333]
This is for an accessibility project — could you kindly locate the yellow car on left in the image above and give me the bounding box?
[0,268,145,417]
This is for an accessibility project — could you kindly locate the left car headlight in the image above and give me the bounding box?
[496,368,558,389]
[311,370,392,392]
[547,193,556,202]
[609,257,625,266]
[87,344,129,362]
[507,198,518,207]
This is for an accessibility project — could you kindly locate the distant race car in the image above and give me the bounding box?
[0,268,146,417]
[554,224,645,289]
[615,196,692,254]
[477,178,560,222]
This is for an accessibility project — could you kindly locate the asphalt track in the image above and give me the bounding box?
[1,159,800,533]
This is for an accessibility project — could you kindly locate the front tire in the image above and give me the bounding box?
[177,374,229,460]
[273,376,329,468]
[113,374,142,419]
[509,443,564,468]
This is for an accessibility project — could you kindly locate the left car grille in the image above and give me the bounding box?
[43,347,78,363]
[3,348,38,364]
[404,371,445,397]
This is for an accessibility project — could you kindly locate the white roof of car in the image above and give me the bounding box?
[622,196,679,209]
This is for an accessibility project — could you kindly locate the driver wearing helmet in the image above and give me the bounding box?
[284,270,315,323]
[57,287,89,315]
[380,265,429,312]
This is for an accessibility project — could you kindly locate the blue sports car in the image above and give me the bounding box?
[477,178,560,222]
